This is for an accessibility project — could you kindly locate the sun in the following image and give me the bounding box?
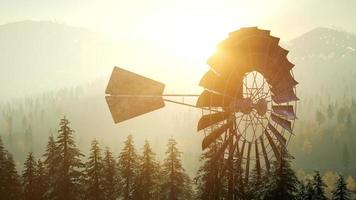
[137,11,242,63]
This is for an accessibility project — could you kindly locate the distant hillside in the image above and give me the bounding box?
[0,21,118,100]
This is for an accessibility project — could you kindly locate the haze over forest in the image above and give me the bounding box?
[0,21,356,181]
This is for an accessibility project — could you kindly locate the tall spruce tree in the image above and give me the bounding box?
[133,140,161,200]
[195,142,227,200]
[312,170,327,200]
[305,181,315,200]
[160,138,192,200]
[3,153,23,200]
[84,139,104,200]
[295,180,310,200]
[117,134,139,200]
[22,152,37,200]
[35,159,47,200]
[102,147,119,200]
[0,136,22,199]
[246,167,270,200]
[54,117,84,200]
[264,150,298,200]
[43,135,58,199]
[332,175,350,200]
[0,136,8,197]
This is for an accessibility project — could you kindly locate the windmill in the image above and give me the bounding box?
[105,27,298,183]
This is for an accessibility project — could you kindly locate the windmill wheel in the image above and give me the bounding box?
[196,27,298,181]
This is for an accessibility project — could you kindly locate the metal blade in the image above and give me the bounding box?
[265,130,281,161]
[271,114,292,133]
[105,96,164,123]
[272,89,299,104]
[264,47,289,80]
[207,51,244,75]
[271,72,298,94]
[212,135,233,161]
[106,67,165,95]
[267,123,287,145]
[272,105,296,120]
[198,112,231,131]
[260,137,270,172]
[199,70,243,98]
[196,90,232,108]
[202,122,232,150]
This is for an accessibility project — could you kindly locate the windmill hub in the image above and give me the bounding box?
[230,98,268,116]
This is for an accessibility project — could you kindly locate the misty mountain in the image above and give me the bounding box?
[288,27,356,99]
[0,20,118,100]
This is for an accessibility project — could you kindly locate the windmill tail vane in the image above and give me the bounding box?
[105,27,299,181]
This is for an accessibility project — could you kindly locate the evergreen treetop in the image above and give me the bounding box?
[332,175,350,200]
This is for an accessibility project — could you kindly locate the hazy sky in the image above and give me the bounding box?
[1,0,356,39]
[1,0,356,92]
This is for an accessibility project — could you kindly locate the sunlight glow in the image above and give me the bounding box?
[136,11,243,63]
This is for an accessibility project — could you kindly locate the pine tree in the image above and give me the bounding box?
[102,147,119,200]
[316,109,326,126]
[195,142,227,200]
[117,134,139,200]
[305,181,315,200]
[84,139,104,200]
[160,138,193,200]
[35,159,48,200]
[22,152,37,200]
[43,135,58,199]
[328,104,334,120]
[247,167,270,200]
[332,175,350,200]
[3,153,23,200]
[53,117,84,200]
[0,136,8,198]
[346,113,352,130]
[264,150,298,200]
[295,180,308,200]
[312,170,327,200]
[182,174,194,200]
[133,140,161,200]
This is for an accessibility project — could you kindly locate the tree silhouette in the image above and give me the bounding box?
[264,150,299,200]
[22,152,37,200]
[305,181,315,200]
[43,135,58,199]
[53,117,84,200]
[160,138,192,200]
[195,142,227,200]
[316,109,326,127]
[35,159,47,200]
[328,104,335,120]
[332,175,350,200]
[102,147,119,200]
[312,170,328,200]
[295,180,308,200]
[84,139,104,200]
[3,153,23,200]
[117,134,139,200]
[133,140,161,200]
